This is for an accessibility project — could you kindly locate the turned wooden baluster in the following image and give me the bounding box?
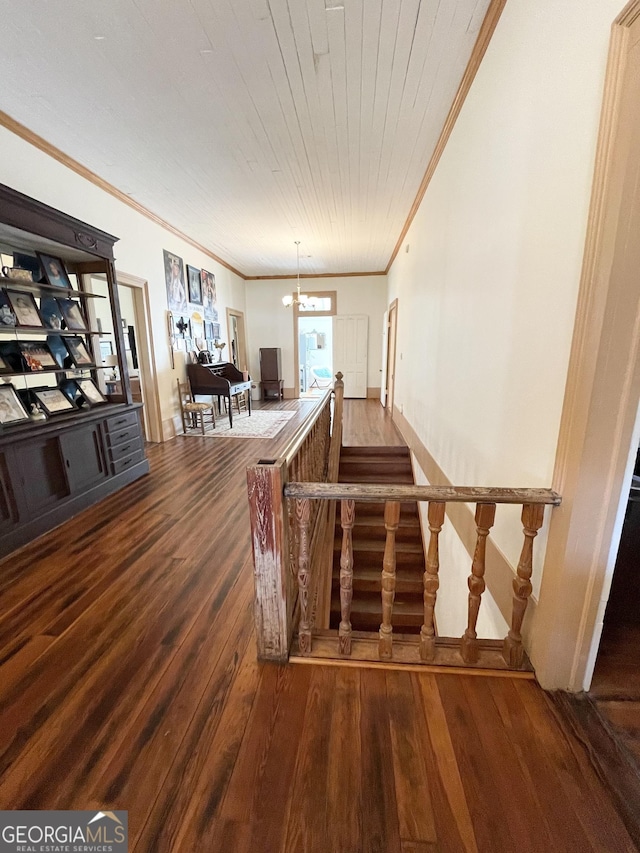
[460,502,496,664]
[339,499,356,655]
[296,497,312,654]
[379,500,401,660]
[420,501,446,662]
[502,503,545,667]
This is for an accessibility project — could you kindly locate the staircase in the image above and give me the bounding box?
[329,446,426,633]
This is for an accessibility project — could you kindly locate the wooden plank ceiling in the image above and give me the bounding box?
[0,0,491,276]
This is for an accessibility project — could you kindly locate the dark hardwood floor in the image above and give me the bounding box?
[0,398,636,851]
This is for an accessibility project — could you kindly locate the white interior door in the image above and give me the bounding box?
[333,315,368,398]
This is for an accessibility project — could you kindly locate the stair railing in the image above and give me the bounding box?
[246,373,344,661]
[283,483,560,670]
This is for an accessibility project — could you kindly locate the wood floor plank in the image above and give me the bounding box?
[283,665,335,853]
[360,669,402,853]
[416,676,478,853]
[386,671,437,845]
[326,667,363,853]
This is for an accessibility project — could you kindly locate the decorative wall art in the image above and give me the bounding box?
[163,250,187,313]
[201,269,218,320]
[187,265,202,305]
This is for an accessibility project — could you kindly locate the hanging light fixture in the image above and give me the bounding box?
[282,240,309,308]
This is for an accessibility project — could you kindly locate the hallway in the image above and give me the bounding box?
[0,399,636,851]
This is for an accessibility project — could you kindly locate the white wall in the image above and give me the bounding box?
[387,0,622,591]
[245,275,387,393]
[0,125,246,439]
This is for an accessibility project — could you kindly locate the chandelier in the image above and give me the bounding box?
[282,240,311,308]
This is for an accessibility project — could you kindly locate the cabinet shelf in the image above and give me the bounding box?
[1,277,106,299]
[1,365,97,378]
[0,325,109,336]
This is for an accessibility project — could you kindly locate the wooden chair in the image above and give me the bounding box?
[230,389,248,416]
[177,379,215,435]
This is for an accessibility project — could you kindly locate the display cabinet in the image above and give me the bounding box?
[0,183,149,557]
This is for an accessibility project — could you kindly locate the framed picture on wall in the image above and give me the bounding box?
[201,269,218,320]
[187,265,202,305]
[211,322,221,340]
[163,250,188,313]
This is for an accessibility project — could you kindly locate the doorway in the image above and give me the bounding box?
[297,315,333,397]
[226,308,247,370]
[90,271,163,443]
[385,299,398,414]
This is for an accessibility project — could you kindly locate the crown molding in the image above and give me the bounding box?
[0,109,246,279]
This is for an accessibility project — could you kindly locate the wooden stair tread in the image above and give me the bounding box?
[333,537,424,554]
[341,445,409,456]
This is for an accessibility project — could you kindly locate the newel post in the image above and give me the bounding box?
[246,457,291,662]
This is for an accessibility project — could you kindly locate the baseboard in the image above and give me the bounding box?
[391,405,532,633]
[283,387,296,399]
[162,415,180,441]
[367,386,381,399]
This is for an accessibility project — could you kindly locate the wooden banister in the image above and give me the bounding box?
[338,498,355,655]
[460,503,496,664]
[380,501,401,659]
[284,482,561,505]
[420,501,445,662]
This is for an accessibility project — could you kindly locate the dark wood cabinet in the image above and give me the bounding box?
[0,183,149,557]
[259,347,284,400]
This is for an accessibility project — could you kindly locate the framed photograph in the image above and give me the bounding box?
[100,340,113,361]
[57,298,87,330]
[18,341,59,371]
[63,336,93,367]
[163,250,187,313]
[37,253,73,289]
[33,387,75,415]
[187,265,202,305]
[201,269,218,320]
[40,296,64,330]
[0,292,16,327]
[6,291,43,327]
[204,320,214,340]
[76,378,107,407]
[0,384,30,425]
[211,322,221,340]
[0,355,12,374]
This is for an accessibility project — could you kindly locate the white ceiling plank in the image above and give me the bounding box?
[0,0,494,276]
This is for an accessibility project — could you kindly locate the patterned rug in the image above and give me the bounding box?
[183,409,295,439]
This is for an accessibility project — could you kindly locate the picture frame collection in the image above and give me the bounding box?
[0,253,109,427]
[164,250,220,360]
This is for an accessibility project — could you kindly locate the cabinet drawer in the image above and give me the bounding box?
[111,449,144,476]
[106,423,141,447]
[105,410,139,433]
[108,436,142,462]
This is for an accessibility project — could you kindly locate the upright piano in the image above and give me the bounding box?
[187,362,252,428]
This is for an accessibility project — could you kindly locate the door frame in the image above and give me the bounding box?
[292,291,337,398]
[531,0,640,690]
[226,307,248,370]
[386,299,398,414]
[115,270,163,443]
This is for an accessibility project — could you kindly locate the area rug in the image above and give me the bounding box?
[183,409,295,439]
